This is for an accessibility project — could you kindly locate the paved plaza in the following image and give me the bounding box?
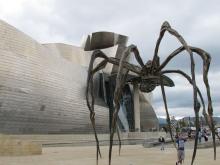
[0,144,219,165]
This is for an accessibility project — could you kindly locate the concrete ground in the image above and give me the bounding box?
[0,144,219,165]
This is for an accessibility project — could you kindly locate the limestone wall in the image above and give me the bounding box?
[0,134,42,156]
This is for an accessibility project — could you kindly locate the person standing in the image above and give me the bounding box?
[198,131,202,143]
[176,134,187,165]
[158,136,165,150]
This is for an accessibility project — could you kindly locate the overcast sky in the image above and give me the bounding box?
[0,0,219,118]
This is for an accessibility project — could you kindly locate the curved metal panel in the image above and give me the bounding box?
[0,20,109,134]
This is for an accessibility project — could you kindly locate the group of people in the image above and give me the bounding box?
[158,128,210,164]
[176,129,210,164]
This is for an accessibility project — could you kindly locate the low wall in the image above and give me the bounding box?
[0,134,42,156]
[1,132,167,147]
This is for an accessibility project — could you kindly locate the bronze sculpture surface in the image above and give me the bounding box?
[86,21,216,165]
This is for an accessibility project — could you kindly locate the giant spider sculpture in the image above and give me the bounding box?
[86,21,216,165]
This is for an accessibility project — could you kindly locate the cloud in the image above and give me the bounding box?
[0,0,219,117]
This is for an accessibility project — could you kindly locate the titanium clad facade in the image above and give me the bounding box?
[0,20,108,134]
[0,20,158,134]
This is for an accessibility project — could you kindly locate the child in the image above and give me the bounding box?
[176,134,187,165]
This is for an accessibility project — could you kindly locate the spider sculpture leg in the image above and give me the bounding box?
[88,58,123,160]
[89,59,123,155]
[109,45,140,165]
[158,47,216,160]
[161,70,211,165]
[187,48,216,151]
[116,125,122,156]
[153,21,212,165]
[153,21,195,68]
[163,69,220,147]
[153,21,198,114]
[86,50,131,164]
[160,72,200,165]
[86,49,140,165]
[159,48,217,137]
[153,21,197,137]
[86,50,109,164]
[86,44,143,165]
[109,69,129,165]
[159,76,177,149]
[153,21,198,124]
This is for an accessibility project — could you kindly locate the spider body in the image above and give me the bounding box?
[139,76,158,92]
[125,58,175,93]
[139,75,174,92]
[86,21,216,165]
[127,74,174,93]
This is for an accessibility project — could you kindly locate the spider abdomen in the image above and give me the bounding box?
[139,75,175,93]
[140,80,156,93]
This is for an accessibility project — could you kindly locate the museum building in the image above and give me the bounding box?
[0,20,158,134]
